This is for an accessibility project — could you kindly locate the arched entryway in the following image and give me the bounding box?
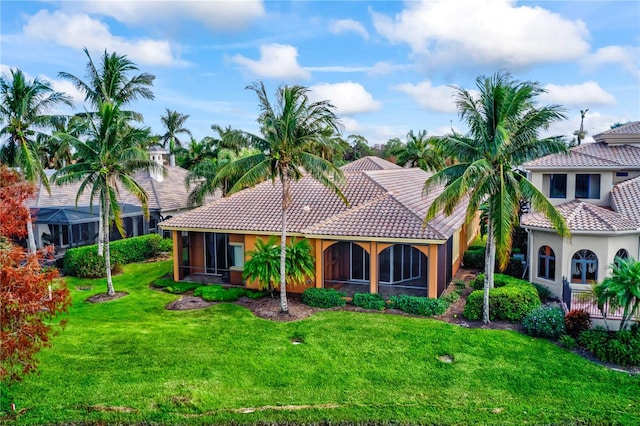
[378,244,428,298]
[323,242,370,294]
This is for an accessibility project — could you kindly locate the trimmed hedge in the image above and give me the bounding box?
[470,273,531,291]
[389,295,448,317]
[153,278,203,294]
[464,278,541,322]
[63,234,172,278]
[352,293,386,311]
[301,288,346,308]
[193,285,265,302]
[463,248,485,269]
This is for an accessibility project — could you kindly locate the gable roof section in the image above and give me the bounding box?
[593,121,640,144]
[31,166,199,213]
[521,200,638,232]
[611,176,640,227]
[523,142,640,170]
[340,156,403,172]
[161,162,468,242]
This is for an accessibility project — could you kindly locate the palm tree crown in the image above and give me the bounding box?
[396,130,446,172]
[215,82,347,313]
[159,108,192,166]
[423,71,570,323]
[0,68,72,183]
[59,47,154,121]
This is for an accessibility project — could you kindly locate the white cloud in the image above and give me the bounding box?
[583,46,640,78]
[309,82,382,115]
[540,82,616,107]
[394,80,457,113]
[229,44,310,80]
[305,65,371,73]
[40,75,86,104]
[371,0,590,68]
[546,110,630,144]
[67,0,265,31]
[329,19,369,40]
[368,61,414,76]
[340,117,361,133]
[22,11,180,66]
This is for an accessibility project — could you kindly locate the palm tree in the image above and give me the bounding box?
[595,257,640,330]
[215,82,347,314]
[53,102,159,295]
[0,68,72,251]
[159,109,192,167]
[59,48,155,255]
[59,47,154,120]
[423,71,570,324]
[396,130,446,172]
[47,115,88,169]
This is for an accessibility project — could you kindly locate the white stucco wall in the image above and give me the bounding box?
[533,170,614,207]
[529,230,640,298]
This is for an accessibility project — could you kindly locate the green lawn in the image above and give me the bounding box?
[6,260,640,425]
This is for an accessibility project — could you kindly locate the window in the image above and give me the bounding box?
[571,249,598,284]
[229,243,244,270]
[575,174,601,199]
[616,172,629,177]
[537,246,556,280]
[549,174,567,198]
[614,249,629,267]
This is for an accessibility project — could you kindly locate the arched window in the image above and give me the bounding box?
[571,250,598,284]
[537,246,556,280]
[614,249,629,267]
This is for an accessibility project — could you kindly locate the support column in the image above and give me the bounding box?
[315,239,323,288]
[369,241,378,294]
[172,230,183,281]
[428,244,438,298]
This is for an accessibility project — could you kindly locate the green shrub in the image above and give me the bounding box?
[522,306,566,339]
[463,248,485,269]
[578,327,640,367]
[352,293,386,311]
[389,295,448,316]
[453,279,466,289]
[464,283,541,322]
[532,283,552,302]
[468,237,486,250]
[442,291,460,304]
[194,285,248,302]
[471,273,531,291]
[559,335,578,350]
[163,282,202,294]
[63,234,173,278]
[301,288,346,308]
[565,310,591,338]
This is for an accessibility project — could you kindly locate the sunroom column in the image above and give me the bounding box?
[428,244,438,298]
[369,241,378,294]
[172,230,183,281]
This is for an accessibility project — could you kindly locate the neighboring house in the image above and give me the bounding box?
[521,121,640,319]
[160,156,479,298]
[30,148,207,252]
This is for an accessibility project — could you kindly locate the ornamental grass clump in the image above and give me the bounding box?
[522,306,566,339]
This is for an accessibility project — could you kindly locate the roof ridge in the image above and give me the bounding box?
[570,146,620,165]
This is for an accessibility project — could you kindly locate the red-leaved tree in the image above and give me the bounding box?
[0,166,71,383]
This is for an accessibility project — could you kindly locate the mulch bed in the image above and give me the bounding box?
[86,292,128,303]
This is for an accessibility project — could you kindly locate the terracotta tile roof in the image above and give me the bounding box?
[523,142,640,169]
[611,176,640,226]
[521,200,638,232]
[31,166,203,214]
[593,121,640,138]
[340,156,403,172]
[161,158,469,242]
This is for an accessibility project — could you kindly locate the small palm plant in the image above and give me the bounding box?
[595,257,640,330]
[243,236,316,296]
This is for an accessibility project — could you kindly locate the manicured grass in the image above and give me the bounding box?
[6,260,639,425]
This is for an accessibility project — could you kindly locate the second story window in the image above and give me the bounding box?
[575,174,601,199]
[549,174,567,198]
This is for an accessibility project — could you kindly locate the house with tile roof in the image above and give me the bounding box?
[521,121,640,312]
[160,156,479,298]
[30,148,209,252]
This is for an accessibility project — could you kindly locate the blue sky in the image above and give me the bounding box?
[2,0,639,146]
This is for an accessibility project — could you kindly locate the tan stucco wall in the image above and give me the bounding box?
[529,230,640,298]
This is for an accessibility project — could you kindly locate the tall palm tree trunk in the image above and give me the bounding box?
[98,209,104,256]
[483,211,496,324]
[26,210,37,253]
[279,175,289,314]
[103,192,115,295]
